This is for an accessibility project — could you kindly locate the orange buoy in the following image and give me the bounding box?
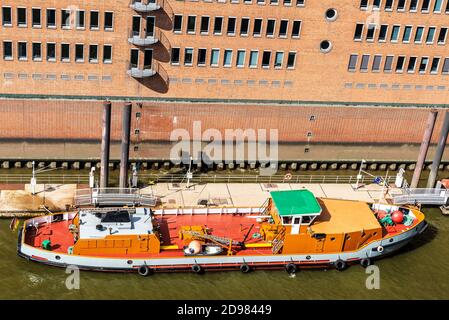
[188,240,202,254]
[391,211,404,224]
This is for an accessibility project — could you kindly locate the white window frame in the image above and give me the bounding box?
[17,7,27,27]
[3,40,13,60]
[287,51,296,69]
[46,42,56,62]
[2,6,12,27]
[104,11,114,31]
[249,50,259,68]
[75,43,85,63]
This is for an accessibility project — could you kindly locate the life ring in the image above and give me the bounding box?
[377,246,384,253]
[360,258,372,268]
[334,259,347,271]
[284,173,293,180]
[137,265,150,277]
[192,264,202,274]
[240,263,251,273]
[285,263,297,274]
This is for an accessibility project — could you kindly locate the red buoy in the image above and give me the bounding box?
[391,211,404,224]
[376,210,387,220]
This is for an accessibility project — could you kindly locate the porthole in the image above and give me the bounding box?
[306,255,311,260]
[55,255,61,260]
[320,40,332,53]
[389,239,394,243]
[127,260,133,265]
[325,8,338,22]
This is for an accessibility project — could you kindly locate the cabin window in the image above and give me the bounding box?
[301,216,312,224]
[282,216,293,225]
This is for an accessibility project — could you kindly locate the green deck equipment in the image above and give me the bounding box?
[41,239,51,250]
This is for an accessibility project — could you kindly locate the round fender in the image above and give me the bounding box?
[240,263,251,273]
[192,264,202,274]
[137,265,150,277]
[360,258,372,268]
[334,259,347,271]
[377,246,384,253]
[285,263,297,274]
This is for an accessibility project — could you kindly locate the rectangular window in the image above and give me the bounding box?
[397,0,406,10]
[422,0,431,11]
[90,11,99,30]
[253,18,262,36]
[76,10,85,29]
[438,28,448,44]
[348,54,358,71]
[17,8,27,27]
[266,19,275,37]
[296,0,305,6]
[61,9,70,28]
[32,42,41,61]
[366,24,376,41]
[184,48,193,65]
[130,48,139,67]
[200,16,209,34]
[174,15,183,33]
[2,7,12,26]
[360,54,370,72]
[419,57,429,73]
[391,25,400,42]
[103,45,112,63]
[3,41,13,60]
[88,44,98,63]
[384,55,394,72]
[434,0,444,12]
[249,50,258,67]
[446,0,449,13]
[236,50,245,67]
[18,42,27,60]
[410,0,419,11]
[415,26,424,42]
[171,47,180,64]
[32,8,41,27]
[187,16,196,33]
[385,0,393,10]
[210,49,219,66]
[227,17,236,35]
[292,20,301,38]
[360,0,368,9]
[402,26,412,42]
[430,57,440,74]
[223,49,233,67]
[372,55,382,72]
[47,43,56,61]
[373,0,381,10]
[354,23,364,40]
[274,51,284,68]
[284,0,292,5]
[75,44,84,62]
[214,17,223,34]
[287,52,296,68]
[279,20,288,37]
[262,51,271,68]
[443,58,449,74]
[61,43,70,62]
[240,18,250,36]
[104,12,113,30]
[396,56,405,72]
[197,48,206,66]
[47,9,56,28]
[426,27,436,43]
[378,25,388,41]
[407,56,417,73]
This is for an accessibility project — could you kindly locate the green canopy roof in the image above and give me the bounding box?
[270,190,322,216]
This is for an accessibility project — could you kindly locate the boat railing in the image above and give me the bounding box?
[74,188,157,207]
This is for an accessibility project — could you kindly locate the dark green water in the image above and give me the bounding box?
[1,207,448,300]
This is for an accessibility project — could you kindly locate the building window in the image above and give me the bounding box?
[373,0,381,10]
[227,17,236,35]
[2,7,12,26]
[279,20,288,38]
[397,0,406,11]
[438,28,448,44]
[200,16,209,34]
[17,8,27,27]
[410,0,419,11]
[197,48,206,66]
[47,9,56,28]
[274,51,284,68]
[32,8,41,27]
[372,55,382,72]
[76,10,85,29]
[47,43,56,61]
[360,0,368,10]
[348,54,358,71]
[103,45,112,63]
[61,9,70,28]
[354,23,364,40]
[402,26,412,42]
[385,0,393,10]
[407,56,417,73]
[262,51,271,68]
[396,56,405,73]
[366,24,376,41]
[430,57,440,74]
[236,50,245,67]
[240,18,250,36]
[61,43,70,62]
[360,54,369,72]
[89,44,98,63]
[253,18,262,36]
[426,27,436,43]
[223,49,232,67]
[171,47,180,64]
[130,48,139,67]
[173,15,182,33]
[3,41,13,60]
[434,0,444,12]
[419,57,429,73]
[292,20,301,38]
[384,55,394,72]
[378,25,388,42]
[213,17,223,34]
[90,11,99,30]
[443,58,449,74]
[266,19,275,37]
[32,43,41,61]
[18,42,27,60]
[184,48,193,65]
[391,25,400,42]
[210,49,220,66]
[296,0,305,6]
[287,52,296,68]
[415,27,424,43]
[104,12,113,31]
[284,0,292,5]
[187,16,196,33]
[75,44,84,62]
[422,0,431,12]
[249,50,258,68]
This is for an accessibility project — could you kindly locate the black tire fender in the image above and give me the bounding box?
[360,258,372,268]
[334,259,347,271]
[137,265,150,277]
[240,263,251,273]
[285,263,297,274]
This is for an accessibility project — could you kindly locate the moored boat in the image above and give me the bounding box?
[17,189,428,275]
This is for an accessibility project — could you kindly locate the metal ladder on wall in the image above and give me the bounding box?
[271,229,286,254]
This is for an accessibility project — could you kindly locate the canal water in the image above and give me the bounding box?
[0,206,448,300]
